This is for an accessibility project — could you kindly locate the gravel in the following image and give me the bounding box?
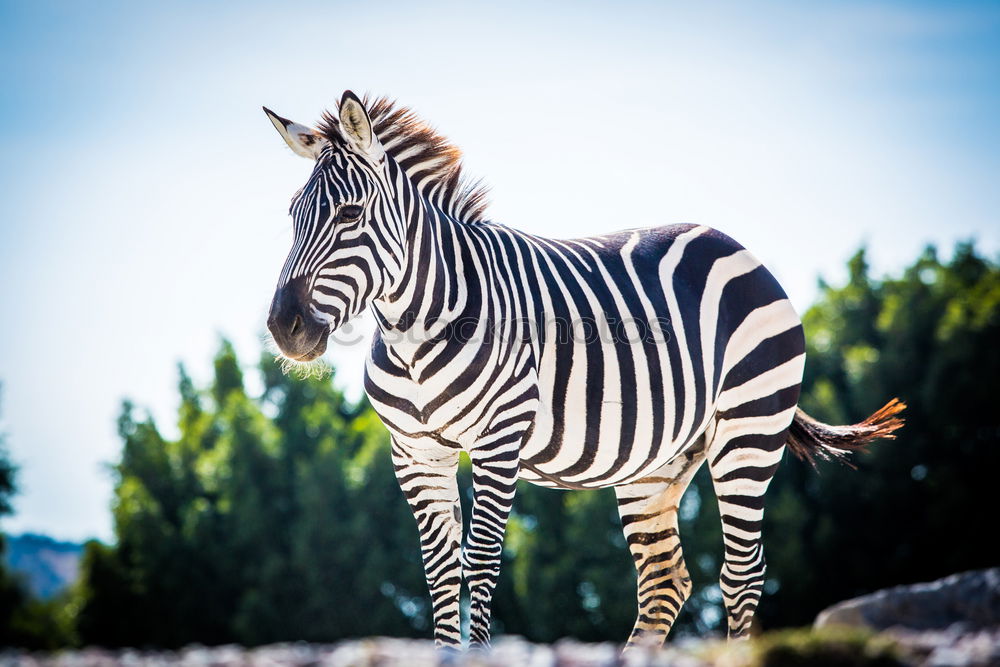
[2,630,998,667]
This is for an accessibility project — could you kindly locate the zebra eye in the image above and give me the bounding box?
[340,204,364,221]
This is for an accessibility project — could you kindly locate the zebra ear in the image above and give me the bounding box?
[339,90,384,162]
[263,107,326,160]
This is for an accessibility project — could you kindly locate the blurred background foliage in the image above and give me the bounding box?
[1,242,997,648]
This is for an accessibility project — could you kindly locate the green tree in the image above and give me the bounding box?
[757,243,1000,628]
[0,386,29,645]
[73,342,427,647]
[491,485,635,642]
[1,385,75,648]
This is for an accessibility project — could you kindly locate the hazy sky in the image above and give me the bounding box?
[1,0,997,542]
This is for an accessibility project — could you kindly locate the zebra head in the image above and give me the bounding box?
[264,91,401,362]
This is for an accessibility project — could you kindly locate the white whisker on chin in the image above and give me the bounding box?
[261,328,332,379]
[277,354,332,379]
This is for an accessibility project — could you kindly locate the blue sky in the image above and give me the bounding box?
[0,0,997,542]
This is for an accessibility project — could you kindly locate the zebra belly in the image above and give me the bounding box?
[519,348,709,489]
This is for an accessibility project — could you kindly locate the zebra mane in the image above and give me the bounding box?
[318,96,490,223]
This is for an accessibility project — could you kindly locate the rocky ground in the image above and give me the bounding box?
[2,628,998,667]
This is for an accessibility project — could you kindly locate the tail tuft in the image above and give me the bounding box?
[786,398,906,468]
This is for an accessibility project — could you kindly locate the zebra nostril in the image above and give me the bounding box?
[289,314,303,336]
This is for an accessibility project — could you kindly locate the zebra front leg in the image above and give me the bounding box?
[616,438,707,649]
[706,414,792,639]
[464,441,521,649]
[391,440,464,649]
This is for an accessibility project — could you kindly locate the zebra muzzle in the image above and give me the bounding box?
[267,278,329,361]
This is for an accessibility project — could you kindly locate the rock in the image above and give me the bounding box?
[889,626,1000,667]
[815,568,1000,632]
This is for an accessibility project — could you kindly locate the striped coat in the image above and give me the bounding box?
[263,91,904,649]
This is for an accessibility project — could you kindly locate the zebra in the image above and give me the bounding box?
[262,91,905,649]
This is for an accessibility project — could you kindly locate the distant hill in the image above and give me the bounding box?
[3,533,83,599]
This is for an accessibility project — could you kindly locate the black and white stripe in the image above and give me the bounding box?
[263,91,904,649]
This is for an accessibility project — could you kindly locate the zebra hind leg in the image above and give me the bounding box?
[615,437,707,649]
[706,407,796,639]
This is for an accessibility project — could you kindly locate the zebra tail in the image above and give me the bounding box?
[786,398,906,468]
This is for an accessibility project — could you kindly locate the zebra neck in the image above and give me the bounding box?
[372,202,486,337]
